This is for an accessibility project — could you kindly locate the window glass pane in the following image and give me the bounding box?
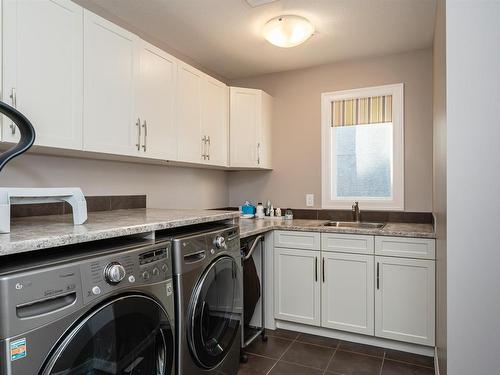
[333,123,393,198]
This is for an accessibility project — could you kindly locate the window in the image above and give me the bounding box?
[321,84,404,210]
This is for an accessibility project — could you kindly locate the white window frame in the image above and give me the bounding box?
[321,83,404,211]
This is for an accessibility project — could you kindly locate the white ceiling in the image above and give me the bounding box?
[78,0,437,80]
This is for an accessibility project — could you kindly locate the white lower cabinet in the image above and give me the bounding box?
[273,231,436,347]
[321,252,374,335]
[375,256,435,346]
[274,247,321,326]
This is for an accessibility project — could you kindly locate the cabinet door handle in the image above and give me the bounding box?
[10,88,17,108]
[257,142,261,165]
[322,257,325,283]
[206,136,210,160]
[135,118,141,151]
[9,88,17,134]
[315,257,318,282]
[141,120,147,152]
[376,262,380,290]
[201,136,207,159]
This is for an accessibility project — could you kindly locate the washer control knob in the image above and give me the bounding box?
[142,271,151,280]
[214,235,226,249]
[104,262,126,284]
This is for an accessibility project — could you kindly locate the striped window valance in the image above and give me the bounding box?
[332,95,393,127]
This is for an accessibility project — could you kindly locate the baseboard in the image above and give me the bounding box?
[434,347,440,375]
[275,320,435,357]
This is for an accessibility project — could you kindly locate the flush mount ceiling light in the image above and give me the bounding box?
[263,15,314,48]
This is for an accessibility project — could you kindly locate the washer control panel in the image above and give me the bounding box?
[81,242,171,304]
[171,225,240,274]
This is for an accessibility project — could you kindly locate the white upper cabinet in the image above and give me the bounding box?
[2,0,83,149]
[83,10,139,156]
[229,87,272,168]
[375,256,435,346]
[259,91,273,169]
[0,3,234,168]
[176,62,203,163]
[177,63,228,166]
[136,40,177,160]
[201,77,228,166]
[229,87,259,167]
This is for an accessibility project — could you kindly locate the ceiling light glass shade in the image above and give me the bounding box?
[263,15,314,48]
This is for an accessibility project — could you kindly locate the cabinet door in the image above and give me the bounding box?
[274,247,321,326]
[136,40,177,160]
[83,10,138,156]
[176,63,203,163]
[229,87,259,167]
[2,0,83,149]
[258,91,273,168]
[375,256,435,346]
[321,252,374,335]
[201,77,228,166]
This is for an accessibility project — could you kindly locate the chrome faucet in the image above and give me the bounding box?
[352,201,360,222]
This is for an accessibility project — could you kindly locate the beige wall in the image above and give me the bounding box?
[0,154,228,209]
[228,48,433,211]
[433,0,447,373]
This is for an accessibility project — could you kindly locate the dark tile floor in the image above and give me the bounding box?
[239,329,434,375]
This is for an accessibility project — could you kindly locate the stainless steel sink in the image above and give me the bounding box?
[322,221,386,229]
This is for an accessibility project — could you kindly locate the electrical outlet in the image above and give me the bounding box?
[306,194,314,207]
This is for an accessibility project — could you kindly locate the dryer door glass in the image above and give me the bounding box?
[41,295,174,375]
[188,255,241,369]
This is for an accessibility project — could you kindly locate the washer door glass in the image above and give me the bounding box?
[188,255,241,369]
[42,295,174,375]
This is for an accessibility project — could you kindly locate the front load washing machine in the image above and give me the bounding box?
[170,224,242,375]
[0,237,176,375]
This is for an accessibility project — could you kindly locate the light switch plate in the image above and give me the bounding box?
[306,194,314,207]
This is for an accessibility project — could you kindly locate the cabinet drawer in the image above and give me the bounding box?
[274,231,320,251]
[375,236,435,259]
[321,233,374,254]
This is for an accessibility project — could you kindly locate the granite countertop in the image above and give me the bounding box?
[239,218,435,239]
[0,209,434,257]
[0,208,239,257]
